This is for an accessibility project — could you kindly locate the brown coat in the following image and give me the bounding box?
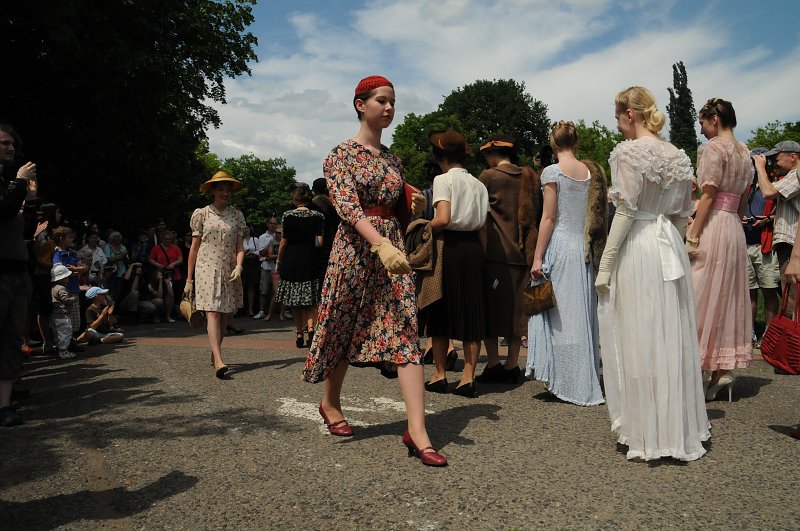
[518,165,544,268]
[479,164,527,266]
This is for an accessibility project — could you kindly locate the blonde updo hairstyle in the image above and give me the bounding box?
[615,86,666,134]
[550,120,579,152]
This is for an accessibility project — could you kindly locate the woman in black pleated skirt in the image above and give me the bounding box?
[419,130,489,397]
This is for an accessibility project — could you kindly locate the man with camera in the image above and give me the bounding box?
[744,147,780,345]
[754,140,800,313]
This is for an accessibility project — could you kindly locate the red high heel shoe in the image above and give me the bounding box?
[402,431,447,467]
[318,403,353,436]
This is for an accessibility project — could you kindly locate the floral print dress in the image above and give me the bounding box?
[302,140,421,383]
[189,204,245,313]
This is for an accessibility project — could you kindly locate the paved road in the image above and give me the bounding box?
[2,317,799,529]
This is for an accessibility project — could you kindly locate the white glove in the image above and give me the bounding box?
[229,265,243,282]
[410,192,426,216]
[595,208,635,294]
[184,279,193,295]
[371,237,411,274]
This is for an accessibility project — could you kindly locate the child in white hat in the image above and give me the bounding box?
[50,264,77,359]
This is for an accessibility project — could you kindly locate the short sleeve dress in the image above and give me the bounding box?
[302,140,421,383]
[692,136,753,370]
[189,204,245,313]
[526,164,604,406]
[599,138,710,461]
[276,208,324,307]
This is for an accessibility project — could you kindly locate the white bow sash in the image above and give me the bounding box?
[633,212,685,281]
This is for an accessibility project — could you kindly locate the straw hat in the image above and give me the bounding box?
[200,171,243,194]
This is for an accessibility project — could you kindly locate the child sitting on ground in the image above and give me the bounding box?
[51,264,78,360]
[83,287,124,345]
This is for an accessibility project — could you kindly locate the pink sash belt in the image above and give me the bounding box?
[712,191,740,212]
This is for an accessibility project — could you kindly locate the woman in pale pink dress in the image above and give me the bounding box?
[685,98,753,401]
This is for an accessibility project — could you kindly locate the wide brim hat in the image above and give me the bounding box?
[429,130,471,156]
[51,264,72,282]
[479,134,518,154]
[200,171,243,194]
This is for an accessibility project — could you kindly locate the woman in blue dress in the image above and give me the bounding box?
[527,121,606,406]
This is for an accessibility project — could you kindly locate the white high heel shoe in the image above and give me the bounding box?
[705,374,735,402]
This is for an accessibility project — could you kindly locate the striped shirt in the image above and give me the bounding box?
[773,169,800,246]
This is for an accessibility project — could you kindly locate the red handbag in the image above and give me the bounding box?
[760,284,800,375]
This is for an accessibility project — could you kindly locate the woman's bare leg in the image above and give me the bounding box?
[320,360,349,423]
[397,363,433,449]
[206,311,226,367]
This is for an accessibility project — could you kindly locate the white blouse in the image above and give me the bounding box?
[431,167,489,231]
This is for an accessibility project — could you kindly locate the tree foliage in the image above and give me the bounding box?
[221,154,297,229]
[667,61,699,164]
[575,120,623,178]
[1,0,258,234]
[747,121,800,150]
[391,113,465,189]
[391,79,549,180]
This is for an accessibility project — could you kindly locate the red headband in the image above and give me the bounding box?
[355,75,393,95]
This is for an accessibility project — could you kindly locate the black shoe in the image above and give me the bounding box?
[422,348,433,364]
[0,406,23,427]
[475,363,505,383]
[424,378,449,393]
[505,365,522,384]
[295,334,305,348]
[68,340,85,353]
[445,350,458,371]
[305,328,314,348]
[452,381,478,398]
[10,387,31,400]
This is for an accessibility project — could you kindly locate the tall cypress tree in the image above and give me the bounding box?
[667,61,699,164]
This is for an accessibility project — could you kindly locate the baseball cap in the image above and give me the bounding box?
[86,286,109,299]
[764,140,800,157]
[51,264,72,282]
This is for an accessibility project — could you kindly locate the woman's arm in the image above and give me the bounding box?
[686,184,717,240]
[235,236,244,269]
[186,237,200,281]
[429,200,451,235]
[531,183,557,277]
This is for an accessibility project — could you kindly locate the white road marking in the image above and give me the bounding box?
[276,396,435,432]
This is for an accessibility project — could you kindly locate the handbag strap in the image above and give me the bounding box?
[776,283,800,322]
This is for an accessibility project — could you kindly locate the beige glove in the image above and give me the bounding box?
[184,279,193,295]
[595,208,635,294]
[229,265,243,282]
[371,237,411,274]
[410,192,426,217]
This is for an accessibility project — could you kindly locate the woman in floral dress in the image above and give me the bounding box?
[303,75,446,466]
[185,171,245,379]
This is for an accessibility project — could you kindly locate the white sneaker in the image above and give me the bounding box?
[253,311,266,319]
[58,351,76,360]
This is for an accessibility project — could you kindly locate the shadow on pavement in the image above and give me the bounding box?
[335,403,502,450]
[226,356,306,375]
[768,424,799,438]
[0,470,198,528]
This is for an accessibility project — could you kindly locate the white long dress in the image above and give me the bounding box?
[599,138,711,462]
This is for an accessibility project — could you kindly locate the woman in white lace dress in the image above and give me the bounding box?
[595,86,710,461]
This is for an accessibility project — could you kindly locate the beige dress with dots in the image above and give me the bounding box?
[190,204,245,313]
